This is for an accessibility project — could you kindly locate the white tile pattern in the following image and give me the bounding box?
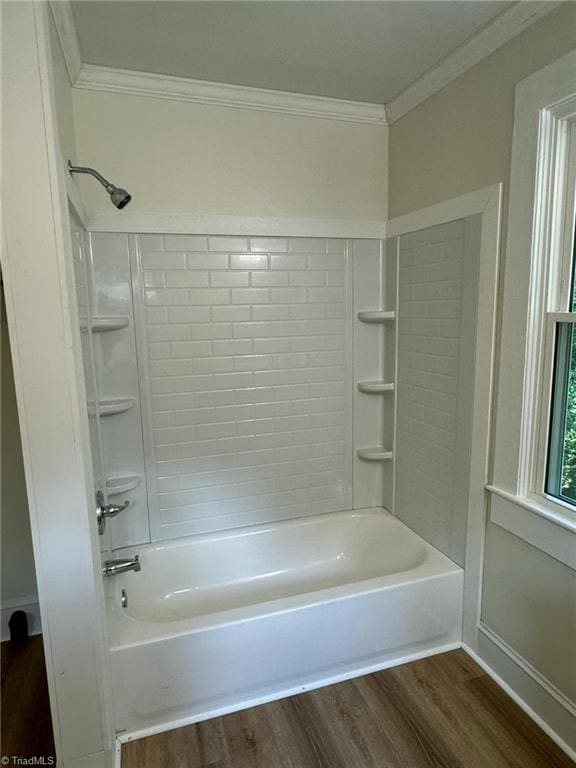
[138,235,351,538]
[395,219,472,562]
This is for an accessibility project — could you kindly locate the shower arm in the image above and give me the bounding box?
[68,162,115,193]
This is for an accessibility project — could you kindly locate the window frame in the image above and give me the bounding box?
[521,108,576,522]
[488,52,576,578]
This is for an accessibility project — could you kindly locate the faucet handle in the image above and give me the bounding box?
[103,500,130,516]
[96,490,130,535]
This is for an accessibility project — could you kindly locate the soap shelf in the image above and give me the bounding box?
[91,316,130,333]
[99,397,135,417]
[357,447,393,462]
[357,310,395,324]
[106,474,141,496]
[357,381,395,394]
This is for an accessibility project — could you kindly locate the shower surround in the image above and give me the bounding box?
[138,234,353,541]
[77,221,480,738]
[87,233,402,549]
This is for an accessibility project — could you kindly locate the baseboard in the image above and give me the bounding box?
[117,640,461,744]
[463,631,576,761]
[1,594,42,641]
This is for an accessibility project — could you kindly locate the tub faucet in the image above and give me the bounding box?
[102,555,141,577]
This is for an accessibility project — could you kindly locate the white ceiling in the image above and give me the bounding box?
[70,1,513,105]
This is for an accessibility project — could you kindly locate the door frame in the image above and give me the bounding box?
[1,3,113,766]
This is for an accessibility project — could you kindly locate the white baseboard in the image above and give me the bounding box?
[464,630,576,761]
[1,594,42,641]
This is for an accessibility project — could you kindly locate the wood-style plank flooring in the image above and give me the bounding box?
[1,636,55,762]
[122,650,575,768]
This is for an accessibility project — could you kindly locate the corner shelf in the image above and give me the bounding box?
[106,474,141,496]
[99,397,135,417]
[357,447,393,462]
[91,316,130,333]
[357,381,395,394]
[357,310,395,324]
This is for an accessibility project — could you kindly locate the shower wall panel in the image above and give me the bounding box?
[135,235,354,540]
[395,216,480,566]
[89,234,151,549]
[352,238,397,511]
[71,215,109,552]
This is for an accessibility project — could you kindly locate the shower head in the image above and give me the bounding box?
[109,186,132,210]
[68,161,132,209]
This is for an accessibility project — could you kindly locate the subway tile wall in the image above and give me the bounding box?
[137,235,354,539]
[395,217,479,565]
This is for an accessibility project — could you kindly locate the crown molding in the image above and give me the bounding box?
[48,0,81,84]
[53,0,560,127]
[74,64,388,125]
[386,0,563,124]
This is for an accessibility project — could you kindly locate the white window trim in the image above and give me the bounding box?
[519,98,576,521]
[489,51,576,543]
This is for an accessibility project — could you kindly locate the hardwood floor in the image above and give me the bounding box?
[122,650,575,768]
[1,636,55,762]
[4,641,568,767]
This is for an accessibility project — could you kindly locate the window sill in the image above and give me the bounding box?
[485,485,576,570]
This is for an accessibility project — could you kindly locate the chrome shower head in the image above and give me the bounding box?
[68,161,132,209]
[109,186,132,210]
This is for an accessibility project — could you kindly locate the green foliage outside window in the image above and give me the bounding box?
[560,332,576,501]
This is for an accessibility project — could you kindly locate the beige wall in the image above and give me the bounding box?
[1,286,37,604]
[389,1,576,708]
[72,90,388,220]
[388,2,576,218]
[482,524,576,703]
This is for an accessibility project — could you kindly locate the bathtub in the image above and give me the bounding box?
[107,508,463,738]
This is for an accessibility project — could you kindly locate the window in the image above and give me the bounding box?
[537,120,576,511]
[492,53,576,566]
[546,217,576,505]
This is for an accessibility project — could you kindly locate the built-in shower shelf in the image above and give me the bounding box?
[357,381,395,394]
[357,310,395,324]
[99,397,135,417]
[106,474,141,495]
[357,447,393,462]
[91,316,130,332]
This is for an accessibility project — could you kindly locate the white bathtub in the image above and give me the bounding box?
[107,508,463,737]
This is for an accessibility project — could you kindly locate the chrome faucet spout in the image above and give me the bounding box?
[102,555,141,577]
